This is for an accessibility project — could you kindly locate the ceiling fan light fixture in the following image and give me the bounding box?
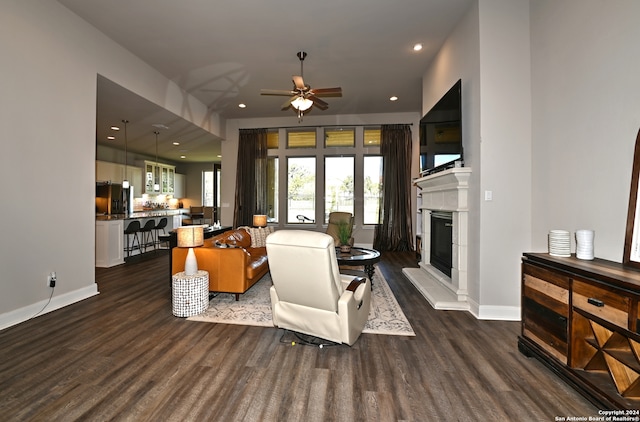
[291,96,313,112]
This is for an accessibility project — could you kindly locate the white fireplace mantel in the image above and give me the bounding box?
[403,167,472,311]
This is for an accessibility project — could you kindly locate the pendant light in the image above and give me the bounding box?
[122,119,130,189]
[153,131,160,192]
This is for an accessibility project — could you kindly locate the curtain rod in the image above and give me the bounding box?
[241,123,414,131]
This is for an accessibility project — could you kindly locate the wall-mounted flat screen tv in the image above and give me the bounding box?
[419,79,462,175]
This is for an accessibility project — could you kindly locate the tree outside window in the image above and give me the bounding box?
[324,156,354,222]
[287,157,315,223]
[363,156,383,224]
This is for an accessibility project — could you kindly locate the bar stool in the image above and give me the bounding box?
[140,219,157,252]
[153,217,168,249]
[124,220,141,257]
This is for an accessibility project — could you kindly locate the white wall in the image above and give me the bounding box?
[421,0,640,320]
[422,0,531,319]
[477,0,532,317]
[530,0,640,262]
[0,0,221,328]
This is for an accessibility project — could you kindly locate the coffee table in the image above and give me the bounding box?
[335,247,381,285]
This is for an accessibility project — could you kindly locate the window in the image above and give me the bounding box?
[267,157,279,222]
[265,125,382,228]
[203,171,214,206]
[364,127,381,146]
[324,156,354,222]
[203,165,221,207]
[267,130,279,149]
[363,156,383,224]
[325,128,354,147]
[287,157,316,223]
[287,130,316,148]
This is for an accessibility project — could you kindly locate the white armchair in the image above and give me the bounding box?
[266,230,371,346]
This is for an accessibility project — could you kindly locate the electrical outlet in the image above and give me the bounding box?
[48,272,56,288]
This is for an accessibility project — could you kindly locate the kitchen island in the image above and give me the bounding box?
[96,209,186,267]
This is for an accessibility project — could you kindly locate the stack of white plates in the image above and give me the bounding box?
[549,230,571,257]
[576,229,595,260]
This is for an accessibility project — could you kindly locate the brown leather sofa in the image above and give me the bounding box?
[172,228,269,300]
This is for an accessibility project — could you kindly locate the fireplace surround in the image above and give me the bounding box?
[403,167,471,310]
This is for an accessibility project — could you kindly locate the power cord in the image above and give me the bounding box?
[29,286,55,320]
[279,330,340,349]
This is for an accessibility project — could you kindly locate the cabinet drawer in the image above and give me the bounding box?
[572,279,630,329]
[523,262,570,290]
[524,273,569,316]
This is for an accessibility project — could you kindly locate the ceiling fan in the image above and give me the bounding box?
[260,51,342,120]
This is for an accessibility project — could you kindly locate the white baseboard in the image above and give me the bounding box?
[0,284,99,330]
[403,267,521,321]
[468,299,521,321]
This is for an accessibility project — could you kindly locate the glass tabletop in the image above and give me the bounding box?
[335,247,381,262]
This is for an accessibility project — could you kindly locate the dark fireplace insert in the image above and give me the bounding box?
[430,211,453,277]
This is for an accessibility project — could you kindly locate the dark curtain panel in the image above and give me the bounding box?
[373,124,414,252]
[233,128,268,227]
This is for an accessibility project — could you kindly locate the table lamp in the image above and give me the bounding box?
[253,214,267,228]
[177,225,204,276]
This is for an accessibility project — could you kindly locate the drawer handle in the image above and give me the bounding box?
[587,297,605,307]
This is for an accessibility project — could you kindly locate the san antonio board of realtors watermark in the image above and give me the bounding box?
[555,409,640,421]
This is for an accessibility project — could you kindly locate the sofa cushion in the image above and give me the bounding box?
[217,228,252,248]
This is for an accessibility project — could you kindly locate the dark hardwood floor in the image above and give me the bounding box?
[0,250,597,421]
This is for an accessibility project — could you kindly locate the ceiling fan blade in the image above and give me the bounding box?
[308,95,328,110]
[261,89,295,96]
[281,96,296,110]
[292,75,306,90]
[309,87,342,97]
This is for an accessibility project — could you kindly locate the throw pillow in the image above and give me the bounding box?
[243,226,274,248]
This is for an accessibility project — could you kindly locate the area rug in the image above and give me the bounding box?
[187,268,415,336]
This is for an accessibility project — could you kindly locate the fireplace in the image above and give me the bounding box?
[402,167,471,311]
[430,211,453,277]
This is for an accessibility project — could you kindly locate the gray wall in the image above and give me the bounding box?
[0,0,221,328]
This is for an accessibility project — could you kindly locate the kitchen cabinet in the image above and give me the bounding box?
[96,160,142,191]
[144,161,175,195]
[95,219,124,267]
[519,252,640,409]
[96,160,121,183]
[172,214,182,229]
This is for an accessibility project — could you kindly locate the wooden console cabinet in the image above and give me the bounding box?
[519,252,640,409]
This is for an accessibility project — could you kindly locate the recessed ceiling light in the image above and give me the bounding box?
[107,136,115,140]
[180,155,186,159]
[390,96,398,101]
[110,126,120,131]
[238,103,246,108]
[413,43,423,51]
[217,155,222,158]
[173,141,180,146]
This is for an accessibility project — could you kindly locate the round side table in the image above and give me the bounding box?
[172,270,209,317]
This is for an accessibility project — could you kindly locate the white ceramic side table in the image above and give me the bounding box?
[172,270,209,317]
